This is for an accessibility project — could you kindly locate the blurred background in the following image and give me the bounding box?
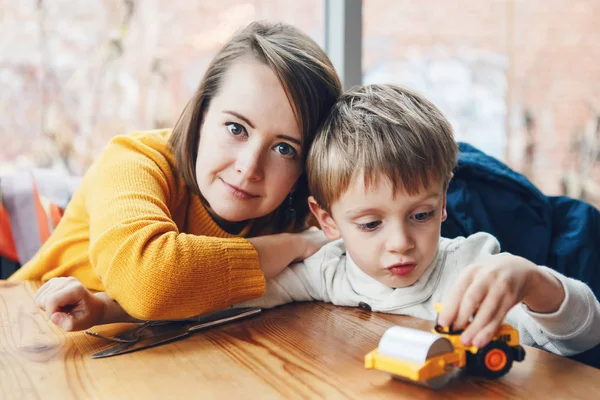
[1,0,598,208]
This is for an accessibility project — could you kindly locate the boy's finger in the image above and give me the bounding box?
[471,315,505,349]
[459,288,504,344]
[439,269,476,326]
[453,278,488,330]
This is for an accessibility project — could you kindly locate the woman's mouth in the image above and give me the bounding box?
[386,263,416,276]
[220,179,259,200]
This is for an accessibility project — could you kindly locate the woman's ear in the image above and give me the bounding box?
[308,196,341,240]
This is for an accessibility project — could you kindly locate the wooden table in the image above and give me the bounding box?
[1,281,599,399]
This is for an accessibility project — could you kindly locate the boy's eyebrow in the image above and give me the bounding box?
[419,192,442,201]
[403,192,443,205]
[223,110,302,146]
[345,192,442,217]
[344,207,381,217]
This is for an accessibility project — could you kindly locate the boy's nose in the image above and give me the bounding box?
[386,227,415,254]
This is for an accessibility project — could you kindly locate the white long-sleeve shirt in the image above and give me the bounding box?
[239,232,600,356]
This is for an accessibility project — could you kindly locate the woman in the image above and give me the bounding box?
[9,21,342,322]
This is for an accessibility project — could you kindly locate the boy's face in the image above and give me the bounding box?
[309,174,447,288]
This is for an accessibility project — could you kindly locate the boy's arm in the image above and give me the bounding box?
[235,264,317,308]
[506,267,600,356]
[237,241,345,309]
[439,233,600,354]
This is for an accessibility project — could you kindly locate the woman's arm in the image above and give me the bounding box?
[85,135,263,321]
[85,134,324,321]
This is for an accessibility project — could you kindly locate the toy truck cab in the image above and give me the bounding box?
[435,322,526,379]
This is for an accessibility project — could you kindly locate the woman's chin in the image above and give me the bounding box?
[211,207,257,223]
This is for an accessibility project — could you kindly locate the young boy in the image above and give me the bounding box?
[35,85,600,356]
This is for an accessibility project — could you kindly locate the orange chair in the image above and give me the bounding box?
[0,170,79,277]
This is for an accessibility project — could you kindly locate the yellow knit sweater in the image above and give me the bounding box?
[9,130,266,320]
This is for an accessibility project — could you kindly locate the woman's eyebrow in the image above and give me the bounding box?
[223,110,255,129]
[223,110,301,146]
[277,135,301,146]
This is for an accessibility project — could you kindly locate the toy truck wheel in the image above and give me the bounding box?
[468,341,514,379]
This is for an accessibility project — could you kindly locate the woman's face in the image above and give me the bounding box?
[195,60,303,223]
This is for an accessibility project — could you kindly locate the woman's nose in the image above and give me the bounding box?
[235,146,264,181]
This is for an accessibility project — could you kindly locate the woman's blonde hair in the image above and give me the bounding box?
[169,21,342,234]
[308,84,458,211]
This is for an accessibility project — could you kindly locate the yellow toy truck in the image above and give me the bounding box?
[364,305,526,389]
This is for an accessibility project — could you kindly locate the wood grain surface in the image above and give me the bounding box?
[1,280,599,399]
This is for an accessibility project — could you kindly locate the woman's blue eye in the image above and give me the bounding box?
[413,211,434,222]
[226,122,246,137]
[274,143,297,158]
[356,221,381,231]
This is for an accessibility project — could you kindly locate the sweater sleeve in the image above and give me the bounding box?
[505,266,600,356]
[85,135,265,320]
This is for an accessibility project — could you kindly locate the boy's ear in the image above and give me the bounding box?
[441,191,448,222]
[441,174,452,222]
[308,196,341,240]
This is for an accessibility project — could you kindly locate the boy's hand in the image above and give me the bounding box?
[438,253,564,348]
[34,277,105,332]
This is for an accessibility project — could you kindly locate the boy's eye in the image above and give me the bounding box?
[413,211,435,222]
[356,221,381,231]
[274,143,298,158]
[226,122,246,137]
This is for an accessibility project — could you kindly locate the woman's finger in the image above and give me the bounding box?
[34,281,56,308]
[44,286,83,319]
[50,312,75,332]
[35,278,69,309]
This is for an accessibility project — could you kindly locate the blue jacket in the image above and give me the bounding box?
[442,142,600,367]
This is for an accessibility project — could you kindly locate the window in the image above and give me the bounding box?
[0,0,324,175]
[363,0,600,206]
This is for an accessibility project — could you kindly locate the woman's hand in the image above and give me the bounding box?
[296,226,330,261]
[35,277,106,331]
[438,253,565,348]
[248,227,330,280]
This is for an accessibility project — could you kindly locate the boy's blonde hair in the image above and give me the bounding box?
[308,84,458,211]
